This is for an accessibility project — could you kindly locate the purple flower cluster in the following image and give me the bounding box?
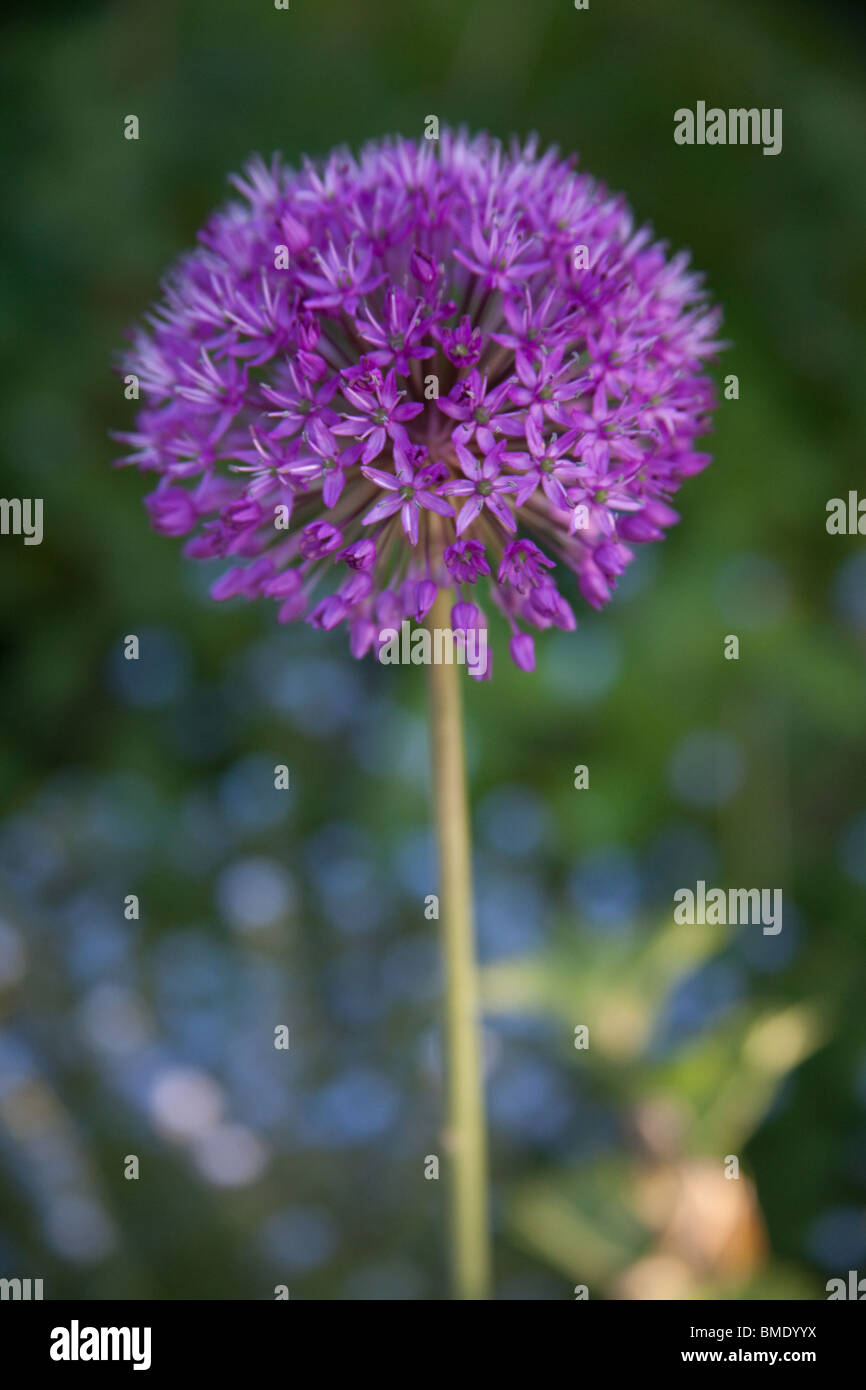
[116,130,721,675]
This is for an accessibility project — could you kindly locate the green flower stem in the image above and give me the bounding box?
[427,587,491,1300]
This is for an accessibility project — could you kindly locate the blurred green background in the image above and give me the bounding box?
[1,0,865,1299]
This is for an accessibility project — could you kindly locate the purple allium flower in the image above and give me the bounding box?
[116,130,721,673]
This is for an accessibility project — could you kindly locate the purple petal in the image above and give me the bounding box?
[456,495,485,534]
[401,500,420,545]
[485,492,517,532]
[362,493,403,525]
[361,465,400,490]
[417,490,455,517]
[510,631,535,671]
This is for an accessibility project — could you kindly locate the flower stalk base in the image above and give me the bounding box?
[427,585,491,1300]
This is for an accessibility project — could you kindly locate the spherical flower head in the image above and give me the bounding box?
[115,129,722,675]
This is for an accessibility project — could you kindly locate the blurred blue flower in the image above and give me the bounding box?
[192,1123,268,1187]
[242,634,361,733]
[833,551,866,630]
[306,823,388,934]
[715,553,790,628]
[392,828,436,899]
[840,813,866,887]
[43,1195,116,1264]
[217,857,295,934]
[0,814,65,893]
[168,687,234,762]
[324,952,387,1025]
[568,845,642,935]
[60,893,131,982]
[76,983,151,1057]
[301,1067,399,1148]
[736,905,802,972]
[351,702,433,783]
[668,729,745,809]
[644,823,720,903]
[341,1257,426,1300]
[258,1205,338,1272]
[218,754,291,831]
[650,961,744,1054]
[477,867,549,960]
[380,936,440,1005]
[107,626,191,707]
[170,791,232,875]
[478,784,554,859]
[489,1057,574,1143]
[806,1207,866,1270]
[80,772,161,855]
[153,931,228,1008]
[0,918,26,988]
[544,624,622,705]
[612,544,659,600]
